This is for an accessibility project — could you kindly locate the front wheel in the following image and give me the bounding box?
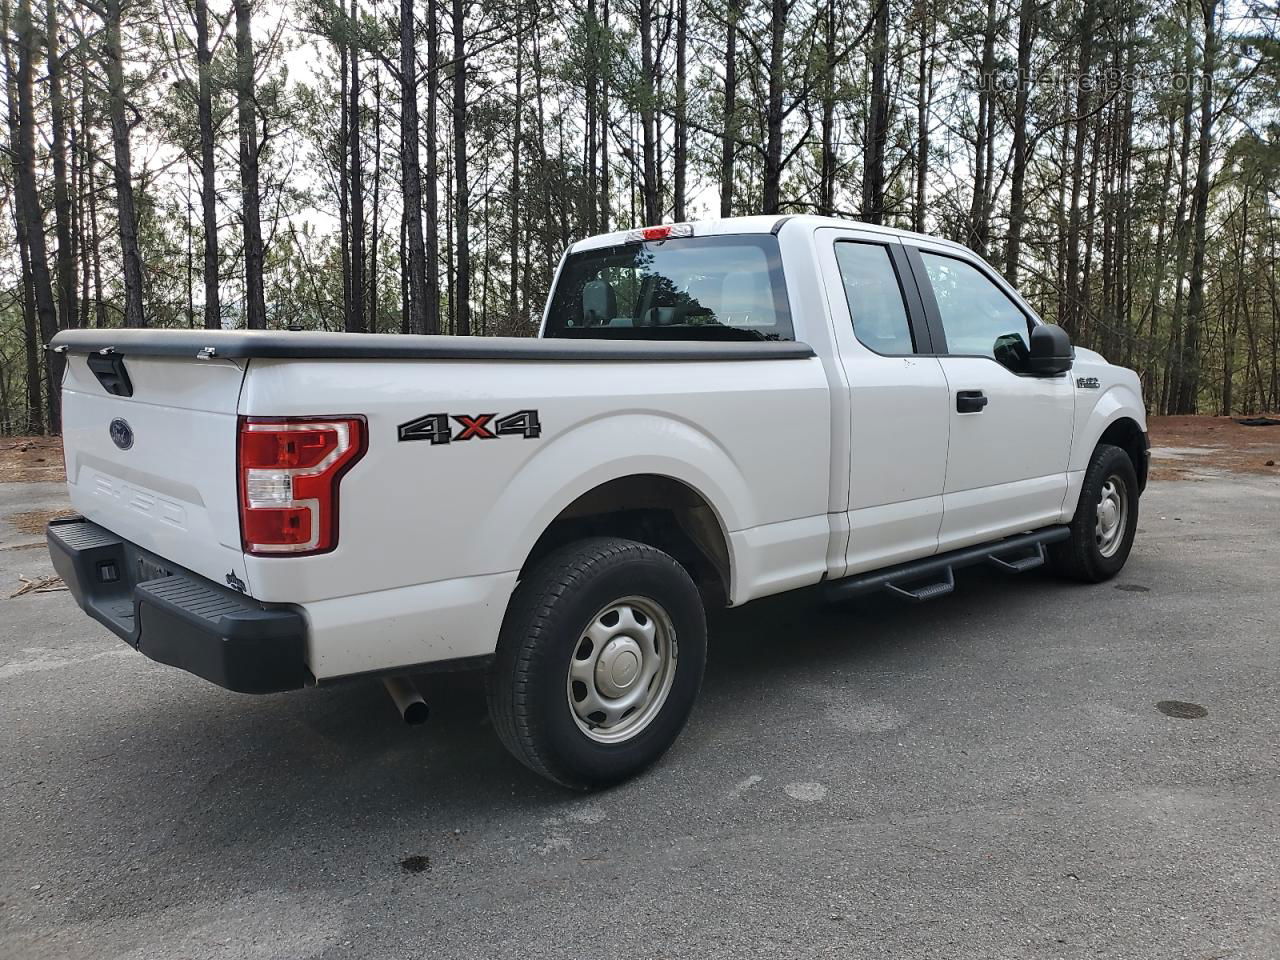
[1050,442,1140,582]
[486,537,707,789]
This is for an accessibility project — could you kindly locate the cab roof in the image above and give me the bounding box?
[567,215,974,256]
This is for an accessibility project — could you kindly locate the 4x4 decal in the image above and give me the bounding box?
[398,409,542,444]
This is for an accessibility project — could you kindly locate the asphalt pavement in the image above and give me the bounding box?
[1,468,1277,959]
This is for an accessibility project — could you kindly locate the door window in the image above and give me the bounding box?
[834,242,916,355]
[918,252,1033,372]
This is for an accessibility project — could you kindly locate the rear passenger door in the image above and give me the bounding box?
[815,229,950,576]
[904,243,1075,550]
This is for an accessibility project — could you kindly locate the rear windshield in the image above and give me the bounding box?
[543,235,793,341]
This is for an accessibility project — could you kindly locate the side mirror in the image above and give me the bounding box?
[1028,324,1073,375]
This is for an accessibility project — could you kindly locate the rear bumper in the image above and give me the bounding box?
[47,517,312,693]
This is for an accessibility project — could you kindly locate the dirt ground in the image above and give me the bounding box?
[0,437,64,484]
[1147,415,1280,481]
[2,416,1278,488]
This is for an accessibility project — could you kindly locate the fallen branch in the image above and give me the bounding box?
[8,575,68,599]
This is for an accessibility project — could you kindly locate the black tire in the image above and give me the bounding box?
[486,537,707,789]
[1050,442,1140,582]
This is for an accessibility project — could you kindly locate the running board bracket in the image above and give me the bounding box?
[825,526,1070,604]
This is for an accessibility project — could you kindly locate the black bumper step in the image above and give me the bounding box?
[47,517,312,694]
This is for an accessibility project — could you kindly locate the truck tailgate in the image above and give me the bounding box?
[60,353,249,589]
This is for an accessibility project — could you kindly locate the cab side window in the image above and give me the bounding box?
[919,252,1033,372]
[834,241,916,355]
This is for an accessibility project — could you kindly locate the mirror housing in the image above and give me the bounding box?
[1028,324,1073,375]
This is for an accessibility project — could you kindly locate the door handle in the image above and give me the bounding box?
[956,390,988,413]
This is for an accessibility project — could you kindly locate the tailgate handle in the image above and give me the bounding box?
[86,352,134,397]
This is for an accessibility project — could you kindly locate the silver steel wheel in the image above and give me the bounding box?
[1095,474,1129,559]
[566,595,678,744]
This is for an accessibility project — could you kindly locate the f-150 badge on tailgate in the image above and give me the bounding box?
[398,410,542,445]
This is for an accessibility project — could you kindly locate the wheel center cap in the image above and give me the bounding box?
[1100,500,1118,531]
[612,651,639,685]
[595,637,643,697]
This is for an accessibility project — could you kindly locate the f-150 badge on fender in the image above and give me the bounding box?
[1076,377,1100,389]
[398,409,542,444]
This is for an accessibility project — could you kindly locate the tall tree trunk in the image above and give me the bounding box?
[862,0,889,223]
[452,0,470,333]
[1141,110,1176,402]
[584,0,597,233]
[1063,0,1096,339]
[15,0,61,428]
[424,0,440,334]
[532,19,554,284]
[719,0,738,217]
[399,0,429,334]
[672,0,687,220]
[1177,0,1218,414]
[818,0,836,216]
[46,0,76,333]
[1080,116,1101,343]
[234,0,267,329]
[637,0,658,222]
[77,79,93,331]
[761,0,786,213]
[194,0,221,329]
[599,0,610,231]
[1004,0,1036,284]
[1162,8,1195,413]
[1,0,42,431]
[368,71,382,333]
[347,0,366,332]
[509,6,521,329]
[339,36,350,329]
[399,205,410,333]
[966,0,996,251]
[913,1,933,233]
[105,0,146,327]
[1222,186,1247,415]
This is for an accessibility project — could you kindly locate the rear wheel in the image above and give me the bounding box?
[1050,443,1139,582]
[486,537,707,789]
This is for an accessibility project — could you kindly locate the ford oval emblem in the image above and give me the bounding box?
[109,418,134,451]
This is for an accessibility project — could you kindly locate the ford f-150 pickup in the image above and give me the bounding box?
[46,215,1149,788]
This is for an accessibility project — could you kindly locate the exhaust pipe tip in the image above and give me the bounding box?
[383,676,429,726]
[402,699,430,725]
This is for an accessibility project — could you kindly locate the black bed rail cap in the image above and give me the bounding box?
[48,328,816,363]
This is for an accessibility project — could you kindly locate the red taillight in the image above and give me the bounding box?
[641,226,672,241]
[237,416,366,556]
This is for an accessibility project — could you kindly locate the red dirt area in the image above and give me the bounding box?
[1147,415,1280,481]
[0,437,66,484]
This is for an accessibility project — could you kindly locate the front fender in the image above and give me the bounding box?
[1070,381,1147,474]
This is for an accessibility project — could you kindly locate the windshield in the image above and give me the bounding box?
[543,235,793,341]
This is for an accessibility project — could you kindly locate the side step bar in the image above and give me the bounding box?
[825,526,1071,604]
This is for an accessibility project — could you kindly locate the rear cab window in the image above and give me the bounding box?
[544,235,793,341]
[834,241,917,355]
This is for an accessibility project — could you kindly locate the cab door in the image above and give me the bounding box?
[815,229,950,576]
[904,243,1075,550]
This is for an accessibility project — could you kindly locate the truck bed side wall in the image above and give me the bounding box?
[239,356,831,678]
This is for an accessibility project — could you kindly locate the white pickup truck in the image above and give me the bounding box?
[47,215,1148,788]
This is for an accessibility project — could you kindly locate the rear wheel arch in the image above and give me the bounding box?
[519,474,733,609]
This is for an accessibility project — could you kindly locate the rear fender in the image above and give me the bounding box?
[472,412,747,592]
